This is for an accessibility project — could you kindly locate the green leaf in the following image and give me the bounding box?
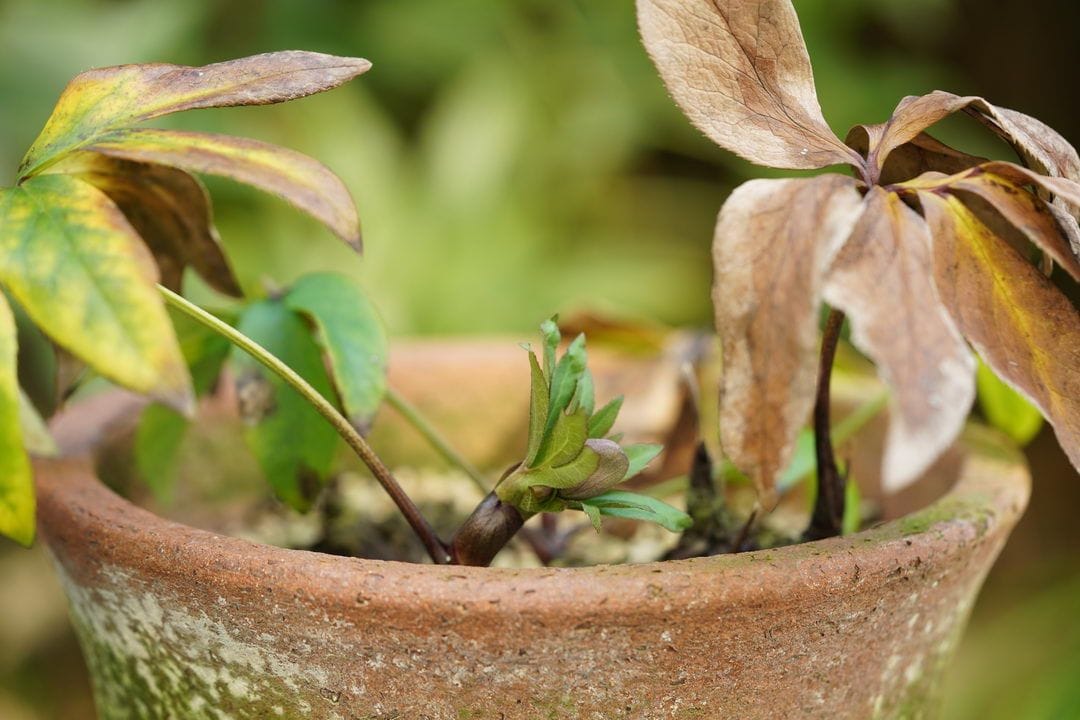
[0,177,192,411]
[523,351,549,467]
[976,359,1044,446]
[520,444,600,491]
[623,443,662,480]
[133,309,231,503]
[533,409,588,469]
[540,316,560,378]
[558,438,629,500]
[842,476,862,536]
[581,501,603,532]
[231,300,338,511]
[134,405,188,505]
[777,429,815,492]
[285,273,388,432]
[55,152,240,296]
[587,396,623,438]
[20,52,371,178]
[546,333,586,434]
[578,490,691,533]
[0,293,34,546]
[570,368,595,416]
[86,129,360,249]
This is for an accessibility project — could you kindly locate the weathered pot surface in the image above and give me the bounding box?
[36,422,1028,719]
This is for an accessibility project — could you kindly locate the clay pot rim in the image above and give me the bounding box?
[35,425,1029,616]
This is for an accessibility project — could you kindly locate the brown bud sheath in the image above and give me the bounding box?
[450,491,526,567]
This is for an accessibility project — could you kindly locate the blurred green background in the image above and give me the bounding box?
[0,0,1077,717]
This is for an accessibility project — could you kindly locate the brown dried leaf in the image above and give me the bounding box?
[822,188,974,490]
[920,192,1080,473]
[713,175,864,499]
[871,91,1080,186]
[87,129,360,250]
[847,125,985,185]
[903,162,1080,280]
[637,0,858,170]
[52,153,241,296]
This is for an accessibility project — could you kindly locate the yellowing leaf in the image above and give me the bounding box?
[20,51,371,177]
[713,175,864,499]
[0,293,34,546]
[823,188,975,491]
[53,152,241,295]
[920,192,1080,474]
[86,129,360,250]
[0,176,192,411]
[637,0,858,170]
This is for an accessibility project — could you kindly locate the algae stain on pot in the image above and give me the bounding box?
[55,563,341,719]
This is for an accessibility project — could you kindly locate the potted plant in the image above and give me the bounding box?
[2,0,1075,716]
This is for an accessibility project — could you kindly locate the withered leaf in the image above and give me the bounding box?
[713,174,864,499]
[637,0,859,170]
[822,188,975,490]
[86,129,361,250]
[20,51,371,177]
[53,153,242,296]
[920,192,1080,473]
[870,91,1080,188]
[847,125,985,185]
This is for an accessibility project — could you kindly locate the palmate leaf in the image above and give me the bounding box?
[232,300,339,511]
[0,176,192,411]
[54,152,240,296]
[20,51,371,178]
[284,273,388,433]
[0,293,33,546]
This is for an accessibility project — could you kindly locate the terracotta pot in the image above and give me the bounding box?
[36,415,1027,719]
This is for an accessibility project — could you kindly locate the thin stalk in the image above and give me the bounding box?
[384,387,488,495]
[159,285,451,564]
[805,308,846,541]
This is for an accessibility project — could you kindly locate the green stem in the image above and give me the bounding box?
[158,285,451,565]
[384,387,489,495]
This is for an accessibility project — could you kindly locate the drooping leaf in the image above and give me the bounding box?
[920,192,1080,473]
[20,52,371,177]
[823,188,975,490]
[86,129,360,249]
[577,490,692,533]
[524,351,549,467]
[976,360,1044,446]
[713,175,864,500]
[587,396,623,439]
[231,300,339,511]
[622,443,663,480]
[559,439,630,500]
[0,177,192,411]
[869,91,1080,191]
[637,0,859,170]
[545,333,586,433]
[0,293,33,546]
[846,126,985,185]
[284,272,388,433]
[52,153,240,296]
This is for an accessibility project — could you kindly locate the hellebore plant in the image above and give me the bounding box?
[638,0,1080,536]
[0,51,688,567]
